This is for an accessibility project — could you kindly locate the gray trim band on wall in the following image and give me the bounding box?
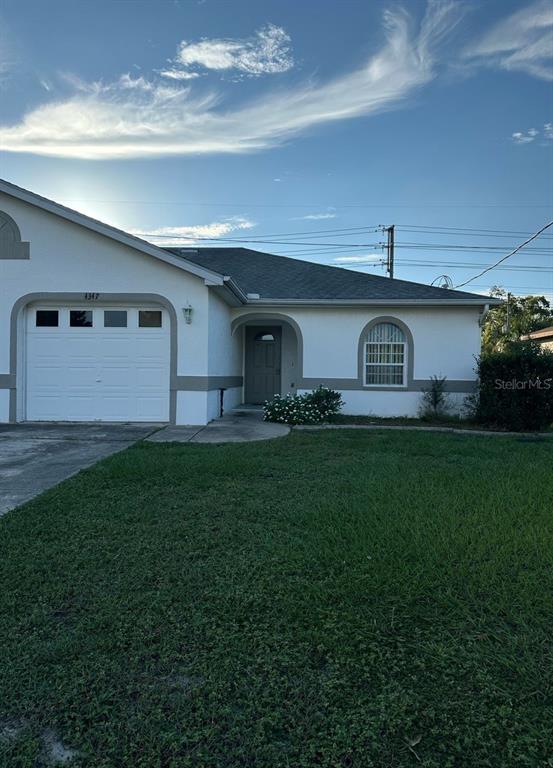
[0,374,16,389]
[299,378,477,393]
[175,376,243,391]
[9,292,179,424]
[0,210,30,260]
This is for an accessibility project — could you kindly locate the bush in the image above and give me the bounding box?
[419,375,449,419]
[474,342,553,431]
[264,386,344,425]
[304,385,344,419]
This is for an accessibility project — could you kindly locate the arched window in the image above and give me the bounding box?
[364,322,407,386]
[0,211,30,260]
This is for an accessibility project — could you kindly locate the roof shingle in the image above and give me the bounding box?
[165,247,492,302]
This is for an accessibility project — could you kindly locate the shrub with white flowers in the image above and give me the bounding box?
[263,386,344,425]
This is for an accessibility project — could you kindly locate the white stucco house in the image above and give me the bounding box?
[0,179,499,425]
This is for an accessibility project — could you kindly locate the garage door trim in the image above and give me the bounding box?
[9,292,178,423]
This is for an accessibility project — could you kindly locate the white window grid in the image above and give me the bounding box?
[364,323,407,387]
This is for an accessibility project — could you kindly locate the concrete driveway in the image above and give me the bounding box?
[0,423,160,517]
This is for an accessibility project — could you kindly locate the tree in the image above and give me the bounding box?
[481,287,553,354]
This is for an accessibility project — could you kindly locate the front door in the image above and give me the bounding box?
[245,327,281,404]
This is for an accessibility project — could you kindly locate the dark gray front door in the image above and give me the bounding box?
[245,327,281,404]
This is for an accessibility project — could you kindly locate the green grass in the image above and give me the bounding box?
[329,414,480,428]
[328,414,553,431]
[1,430,553,768]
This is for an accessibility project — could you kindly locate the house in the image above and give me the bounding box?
[521,326,553,351]
[0,179,499,425]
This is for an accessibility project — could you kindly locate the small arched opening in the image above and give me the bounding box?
[231,314,303,404]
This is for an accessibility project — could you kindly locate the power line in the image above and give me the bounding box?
[396,224,553,238]
[142,234,384,248]
[454,221,553,289]
[393,243,552,253]
[273,243,552,258]
[141,231,553,252]
[469,284,553,294]
[189,224,382,240]
[342,260,552,272]
[397,227,553,240]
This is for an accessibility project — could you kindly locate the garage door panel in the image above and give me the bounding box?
[101,335,131,355]
[28,365,66,388]
[101,365,134,386]
[135,367,168,388]
[26,306,170,422]
[99,397,134,421]
[137,397,169,420]
[65,396,98,420]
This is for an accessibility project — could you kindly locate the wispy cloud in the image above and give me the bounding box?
[164,24,294,79]
[511,123,553,143]
[512,128,539,144]
[131,216,255,246]
[0,2,462,160]
[293,209,337,221]
[158,69,202,81]
[464,0,553,80]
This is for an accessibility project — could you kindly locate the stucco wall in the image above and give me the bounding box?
[232,305,482,416]
[0,192,212,424]
[281,323,299,395]
[207,292,242,377]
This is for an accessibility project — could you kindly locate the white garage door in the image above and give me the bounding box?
[26,305,170,422]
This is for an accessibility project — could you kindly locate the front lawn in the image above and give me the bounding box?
[1,431,552,767]
[328,414,553,432]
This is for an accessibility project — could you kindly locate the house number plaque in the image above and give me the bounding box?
[84,293,100,300]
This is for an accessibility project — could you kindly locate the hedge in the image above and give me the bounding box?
[474,343,553,431]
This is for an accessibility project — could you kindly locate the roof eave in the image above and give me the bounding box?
[0,178,226,285]
[243,297,502,307]
[210,276,248,307]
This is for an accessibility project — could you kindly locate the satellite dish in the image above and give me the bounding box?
[431,274,454,289]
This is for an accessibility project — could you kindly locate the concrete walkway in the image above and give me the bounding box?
[147,408,289,444]
[0,423,159,516]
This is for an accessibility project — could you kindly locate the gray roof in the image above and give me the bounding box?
[165,246,492,303]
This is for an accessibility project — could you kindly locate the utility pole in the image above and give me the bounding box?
[385,225,395,279]
[506,292,512,335]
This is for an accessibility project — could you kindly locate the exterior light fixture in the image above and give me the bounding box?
[182,306,193,324]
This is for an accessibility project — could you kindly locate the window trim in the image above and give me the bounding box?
[254,332,276,342]
[103,309,128,328]
[0,210,30,260]
[357,316,414,390]
[363,335,407,388]
[35,309,59,328]
[138,309,163,328]
[69,309,93,328]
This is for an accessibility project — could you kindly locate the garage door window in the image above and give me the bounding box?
[36,310,59,327]
[139,310,162,328]
[70,310,93,328]
[104,310,127,328]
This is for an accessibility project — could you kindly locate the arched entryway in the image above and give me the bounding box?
[231,314,303,404]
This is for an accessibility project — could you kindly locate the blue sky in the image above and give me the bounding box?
[1,0,552,297]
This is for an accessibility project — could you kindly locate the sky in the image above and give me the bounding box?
[0,0,552,298]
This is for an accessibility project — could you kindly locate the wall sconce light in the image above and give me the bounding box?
[182,305,193,324]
